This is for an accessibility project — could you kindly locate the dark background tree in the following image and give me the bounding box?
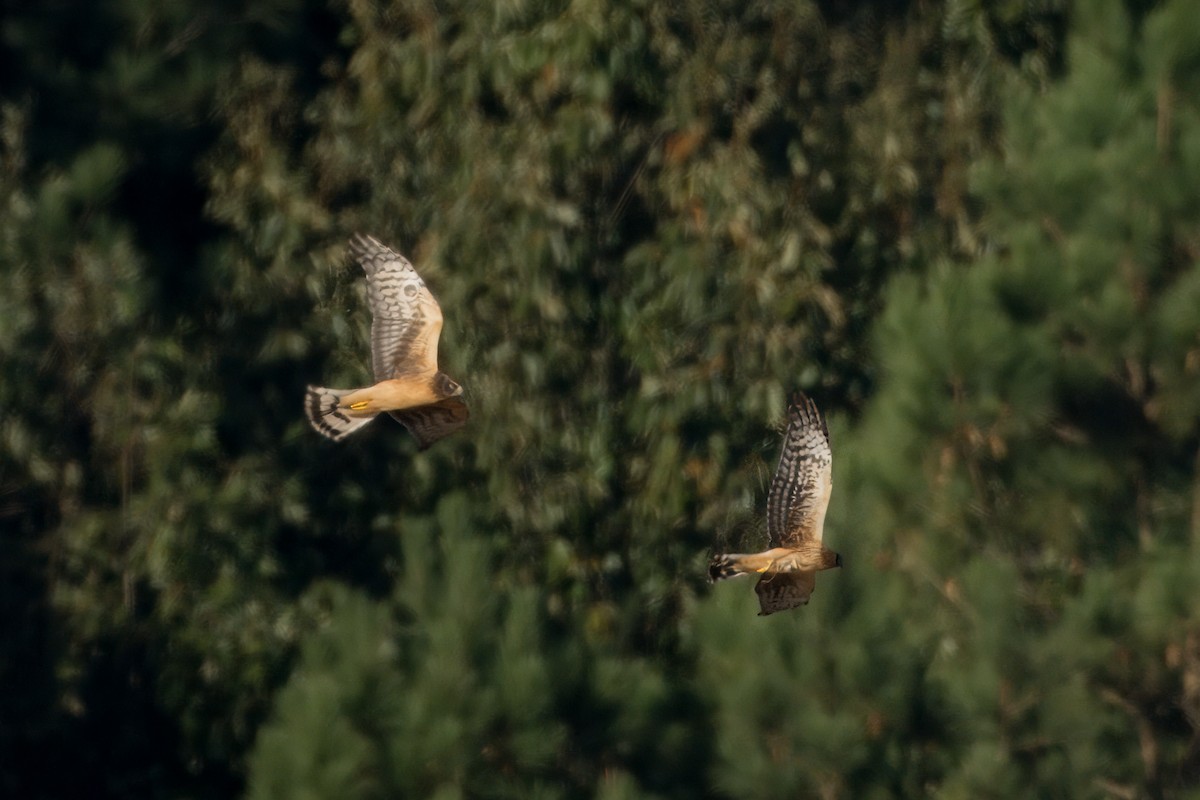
[3,0,1198,798]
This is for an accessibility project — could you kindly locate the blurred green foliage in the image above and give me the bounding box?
[3,0,1200,798]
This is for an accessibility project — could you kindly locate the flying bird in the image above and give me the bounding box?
[305,234,468,449]
[709,392,842,615]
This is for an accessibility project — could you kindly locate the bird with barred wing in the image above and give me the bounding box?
[709,392,842,615]
[305,234,468,449]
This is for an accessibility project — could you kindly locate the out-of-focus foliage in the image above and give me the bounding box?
[5,0,1200,798]
[247,495,702,800]
[689,1,1200,797]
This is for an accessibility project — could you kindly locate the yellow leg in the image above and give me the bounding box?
[755,559,776,574]
[349,401,370,410]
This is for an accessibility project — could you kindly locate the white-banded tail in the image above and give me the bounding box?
[708,552,768,582]
[305,386,377,441]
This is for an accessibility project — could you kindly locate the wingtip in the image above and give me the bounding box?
[788,390,814,411]
[348,232,384,255]
[788,390,824,422]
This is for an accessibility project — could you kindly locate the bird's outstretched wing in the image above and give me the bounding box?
[755,570,816,616]
[765,393,833,548]
[389,397,469,450]
[349,234,444,381]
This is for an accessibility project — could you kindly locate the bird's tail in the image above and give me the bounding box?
[305,386,377,441]
[709,552,771,582]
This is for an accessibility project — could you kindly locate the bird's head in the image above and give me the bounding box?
[434,372,464,398]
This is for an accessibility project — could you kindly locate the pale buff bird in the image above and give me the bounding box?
[305,234,468,449]
[709,392,842,615]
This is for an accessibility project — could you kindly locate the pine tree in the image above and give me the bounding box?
[685,0,1200,795]
[246,494,683,799]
